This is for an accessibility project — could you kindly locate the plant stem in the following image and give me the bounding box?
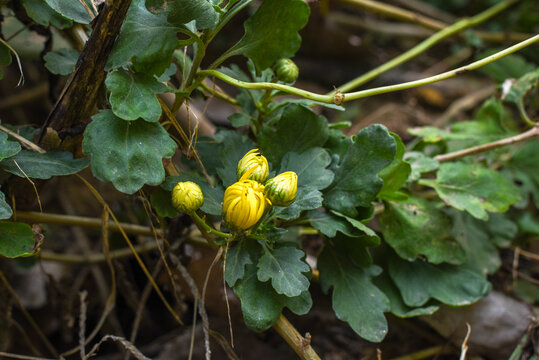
[190,211,230,239]
[337,0,528,43]
[15,211,161,236]
[200,80,239,105]
[388,345,452,360]
[197,34,539,104]
[333,0,521,94]
[272,314,321,360]
[434,124,539,162]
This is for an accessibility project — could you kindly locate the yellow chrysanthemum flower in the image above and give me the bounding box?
[236,149,269,183]
[172,181,204,213]
[264,171,298,207]
[223,179,270,230]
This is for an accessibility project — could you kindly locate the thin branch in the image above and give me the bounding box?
[333,0,523,94]
[388,345,451,360]
[336,0,529,43]
[15,211,162,237]
[337,0,446,31]
[0,124,46,153]
[272,314,321,360]
[196,33,539,105]
[435,124,539,162]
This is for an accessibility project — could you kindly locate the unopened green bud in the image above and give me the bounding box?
[274,58,299,83]
[237,149,269,183]
[172,181,204,213]
[264,171,298,206]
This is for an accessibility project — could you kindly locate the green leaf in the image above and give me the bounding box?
[319,242,389,342]
[449,210,501,275]
[271,187,322,220]
[0,131,21,160]
[389,255,491,307]
[44,0,93,24]
[259,104,328,165]
[225,238,259,287]
[419,162,521,220]
[225,0,310,72]
[0,43,12,80]
[228,113,251,128]
[409,99,515,152]
[0,150,89,179]
[378,133,411,201]
[43,48,79,76]
[374,272,439,318]
[105,68,166,122]
[0,222,35,258]
[22,0,72,29]
[257,245,310,297]
[150,188,178,218]
[82,110,177,194]
[167,0,219,29]
[324,124,395,217]
[279,148,334,191]
[214,130,255,187]
[507,140,539,208]
[0,192,13,220]
[234,262,312,332]
[106,0,180,76]
[307,211,366,238]
[503,69,539,109]
[379,197,465,264]
[404,151,439,182]
[331,211,379,246]
[162,175,224,216]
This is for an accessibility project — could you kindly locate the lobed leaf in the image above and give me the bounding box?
[323,124,395,217]
[319,242,389,342]
[167,0,219,30]
[279,148,334,191]
[379,197,465,265]
[419,162,521,220]
[234,262,312,332]
[105,68,167,122]
[224,0,310,72]
[378,133,411,201]
[259,104,328,165]
[0,192,13,220]
[0,131,22,160]
[82,110,177,194]
[22,0,72,29]
[0,222,35,258]
[44,49,80,76]
[44,0,93,24]
[0,150,89,179]
[389,254,491,307]
[257,245,310,297]
[106,0,180,76]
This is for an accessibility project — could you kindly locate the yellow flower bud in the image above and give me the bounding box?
[223,179,270,230]
[172,181,204,213]
[237,149,269,183]
[264,171,298,206]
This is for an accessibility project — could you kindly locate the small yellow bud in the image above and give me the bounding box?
[223,179,270,230]
[237,149,269,183]
[172,181,204,213]
[264,171,298,206]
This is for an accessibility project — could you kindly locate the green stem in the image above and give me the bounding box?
[196,34,539,104]
[332,0,520,94]
[190,211,230,239]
